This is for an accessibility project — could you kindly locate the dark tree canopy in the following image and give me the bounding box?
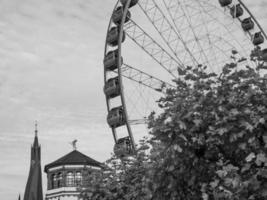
[81,50,267,200]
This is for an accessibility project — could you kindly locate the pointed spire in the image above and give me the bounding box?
[24,124,43,200]
[33,121,39,147]
[18,194,21,200]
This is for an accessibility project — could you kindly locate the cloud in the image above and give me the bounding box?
[0,1,115,199]
[0,0,267,200]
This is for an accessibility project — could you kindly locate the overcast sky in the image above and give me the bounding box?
[0,0,266,200]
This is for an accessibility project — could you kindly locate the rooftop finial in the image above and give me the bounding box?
[69,139,78,150]
[35,121,38,136]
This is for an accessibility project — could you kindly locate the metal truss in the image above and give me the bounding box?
[129,118,148,125]
[119,63,175,93]
[138,0,199,66]
[162,0,212,66]
[124,20,183,78]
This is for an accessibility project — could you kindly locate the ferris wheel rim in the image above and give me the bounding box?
[104,0,267,155]
[117,0,137,151]
[237,0,267,40]
[104,0,137,153]
[103,1,119,144]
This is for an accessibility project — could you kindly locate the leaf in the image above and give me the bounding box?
[259,118,266,124]
[217,128,228,136]
[202,193,209,200]
[246,152,256,162]
[185,74,197,81]
[238,143,247,150]
[228,62,237,69]
[255,153,267,166]
[258,169,267,179]
[248,137,255,144]
[232,50,238,55]
[238,57,247,63]
[186,66,192,70]
[208,72,217,77]
[230,108,239,116]
[167,165,175,172]
[258,65,267,70]
[224,164,239,172]
[173,144,183,153]
[193,119,202,127]
[232,177,240,188]
[241,163,251,173]
[241,121,254,132]
[216,170,227,178]
[264,136,267,148]
[178,68,186,75]
[210,179,219,188]
[178,120,187,130]
[179,134,188,142]
[260,189,267,198]
[164,117,172,124]
[139,145,150,151]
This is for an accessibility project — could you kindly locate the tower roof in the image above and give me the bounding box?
[44,150,102,172]
[23,125,43,200]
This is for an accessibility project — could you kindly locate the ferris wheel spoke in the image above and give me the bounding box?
[195,1,219,68]
[163,0,212,67]
[124,20,183,78]
[138,0,199,66]
[198,0,254,55]
[129,118,148,125]
[204,10,249,56]
[119,63,175,93]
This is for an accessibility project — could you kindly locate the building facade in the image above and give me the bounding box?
[44,150,103,200]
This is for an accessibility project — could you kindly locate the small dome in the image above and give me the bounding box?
[44,150,102,172]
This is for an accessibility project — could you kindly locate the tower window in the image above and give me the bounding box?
[57,172,63,187]
[66,172,74,186]
[75,172,82,186]
[52,174,57,189]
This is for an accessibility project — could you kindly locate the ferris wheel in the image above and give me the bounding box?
[103,0,267,157]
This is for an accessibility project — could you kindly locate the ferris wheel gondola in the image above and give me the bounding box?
[104,0,267,157]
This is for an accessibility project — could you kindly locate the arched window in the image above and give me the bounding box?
[66,172,74,186]
[75,172,82,186]
[57,172,63,187]
[51,174,57,189]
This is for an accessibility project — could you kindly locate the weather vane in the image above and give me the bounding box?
[69,139,78,150]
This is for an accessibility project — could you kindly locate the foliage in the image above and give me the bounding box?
[80,140,154,200]
[81,49,267,199]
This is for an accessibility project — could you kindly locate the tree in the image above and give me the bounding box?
[80,139,154,200]
[81,49,267,199]
[148,49,267,199]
